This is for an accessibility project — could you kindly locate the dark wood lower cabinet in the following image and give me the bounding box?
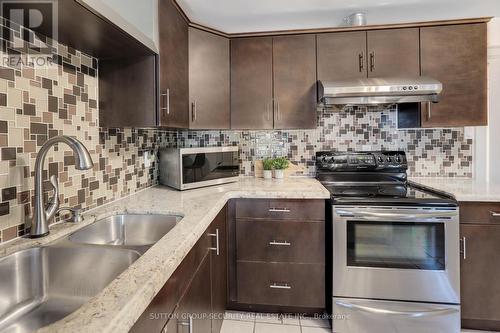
[237,261,325,308]
[228,199,326,313]
[460,202,500,331]
[460,224,500,330]
[131,207,227,333]
[209,209,227,333]
[175,254,213,333]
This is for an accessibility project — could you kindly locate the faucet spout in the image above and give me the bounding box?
[29,136,94,238]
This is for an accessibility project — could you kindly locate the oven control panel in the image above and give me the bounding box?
[316,151,407,172]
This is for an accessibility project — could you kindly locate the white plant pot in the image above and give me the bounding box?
[274,169,285,179]
[263,170,273,179]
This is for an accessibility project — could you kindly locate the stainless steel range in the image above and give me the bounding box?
[316,151,460,333]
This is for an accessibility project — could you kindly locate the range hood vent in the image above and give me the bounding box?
[319,77,443,106]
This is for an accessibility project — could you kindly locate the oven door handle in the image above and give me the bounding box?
[335,209,457,220]
[334,300,458,318]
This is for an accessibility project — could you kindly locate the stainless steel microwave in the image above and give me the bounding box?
[159,147,240,190]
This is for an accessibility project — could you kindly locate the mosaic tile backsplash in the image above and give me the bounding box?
[178,107,473,178]
[0,19,179,242]
[0,18,472,243]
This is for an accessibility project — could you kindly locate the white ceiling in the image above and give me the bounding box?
[176,0,500,34]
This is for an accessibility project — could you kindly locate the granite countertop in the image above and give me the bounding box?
[0,177,329,333]
[411,177,500,202]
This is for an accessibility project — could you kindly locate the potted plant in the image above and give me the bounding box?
[262,158,274,179]
[272,157,289,179]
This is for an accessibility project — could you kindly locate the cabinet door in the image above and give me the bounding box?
[99,56,157,127]
[189,28,230,129]
[420,23,487,127]
[317,31,367,81]
[367,28,420,77]
[209,208,227,333]
[177,254,212,333]
[273,34,317,129]
[460,223,500,331]
[230,37,273,129]
[158,0,189,128]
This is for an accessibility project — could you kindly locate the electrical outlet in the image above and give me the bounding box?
[144,151,151,168]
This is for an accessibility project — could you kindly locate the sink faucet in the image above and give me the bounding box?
[29,136,94,238]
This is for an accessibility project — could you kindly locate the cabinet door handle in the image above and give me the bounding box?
[269,208,290,213]
[460,236,467,260]
[277,99,280,121]
[208,228,220,256]
[427,101,432,120]
[166,89,170,115]
[369,52,375,72]
[266,101,271,121]
[160,90,170,115]
[490,211,500,217]
[358,53,364,72]
[269,240,291,246]
[178,316,193,333]
[273,99,280,121]
[191,101,197,122]
[270,282,291,290]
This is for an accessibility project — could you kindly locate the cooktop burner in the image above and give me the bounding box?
[316,151,457,207]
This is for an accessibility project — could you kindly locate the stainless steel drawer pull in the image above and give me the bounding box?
[208,229,220,256]
[269,240,291,246]
[490,211,500,217]
[269,208,290,213]
[270,282,291,290]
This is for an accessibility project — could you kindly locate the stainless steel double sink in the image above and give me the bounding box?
[0,214,182,333]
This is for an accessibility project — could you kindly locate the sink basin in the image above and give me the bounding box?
[68,214,181,247]
[0,245,139,333]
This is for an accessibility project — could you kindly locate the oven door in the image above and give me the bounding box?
[332,205,460,304]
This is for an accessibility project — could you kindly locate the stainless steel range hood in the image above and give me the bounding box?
[319,77,443,106]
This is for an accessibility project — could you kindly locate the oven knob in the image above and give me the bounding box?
[395,155,402,163]
[386,156,392,162]
[378,156,384,162]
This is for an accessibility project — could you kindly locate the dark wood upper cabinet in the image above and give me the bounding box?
[366,28,420,77]
[273,34,317,129]
[158,0,189,128]
[99,55,157,128]
[317,31,367,81]
[189,28,231,129]
[317,29,419,81]
[420,23,487,127]
[230,37,274,130]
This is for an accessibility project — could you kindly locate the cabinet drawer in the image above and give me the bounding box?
[460,202,500,224]
[236,262,325,308]
[235,199,324,221]
[236,219,324,263]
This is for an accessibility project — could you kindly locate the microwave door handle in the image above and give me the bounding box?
[334,300,458,318]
